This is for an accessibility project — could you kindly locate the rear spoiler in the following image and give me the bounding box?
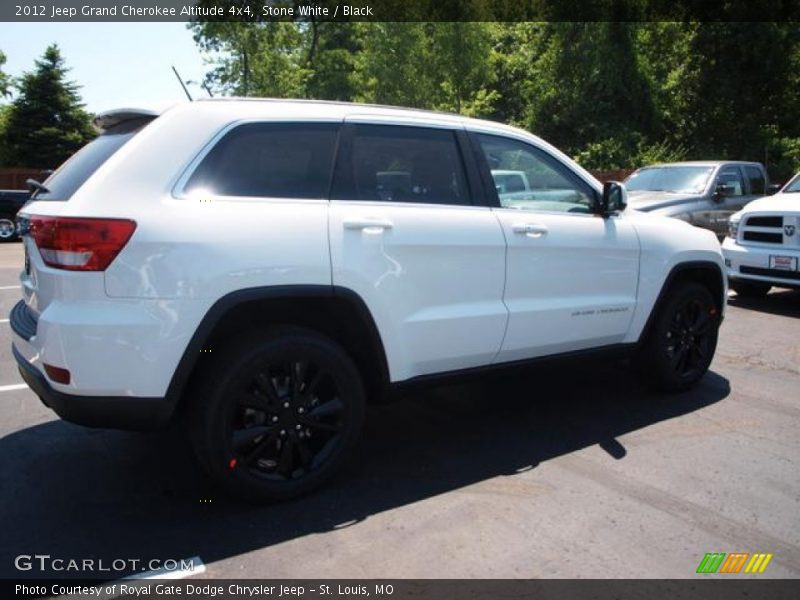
[92,108,161,132]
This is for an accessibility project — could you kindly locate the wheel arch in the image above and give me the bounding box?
[164,285,390,422]
[637,260,726,345]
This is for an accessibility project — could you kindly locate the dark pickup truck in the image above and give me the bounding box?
[624,161,776,238]
[0,190,29,240]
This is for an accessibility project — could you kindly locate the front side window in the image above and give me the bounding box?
[335,124,470,206]
[717,166,745,196]
[744,166,766,195]
[184,122,338,199]
[478,134,593,213]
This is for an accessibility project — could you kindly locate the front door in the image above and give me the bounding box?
[472,132,641,363]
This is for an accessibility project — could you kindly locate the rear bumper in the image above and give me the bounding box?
[13,344,171,431]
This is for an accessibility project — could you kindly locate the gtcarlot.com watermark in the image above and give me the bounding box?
[14,553,198,573]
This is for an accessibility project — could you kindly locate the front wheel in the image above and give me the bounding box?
[190,327,366,502]
[637,282,720,392]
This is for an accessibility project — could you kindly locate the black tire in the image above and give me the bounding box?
[190,326,365,502]
[637,282,720,393]
[730,280,771,299]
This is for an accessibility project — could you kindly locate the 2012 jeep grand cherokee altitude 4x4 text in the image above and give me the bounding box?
[10,100,726,501]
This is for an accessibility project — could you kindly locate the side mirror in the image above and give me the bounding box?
[714,183,731,201]
[767,184,781,196]
[593,181,627,216]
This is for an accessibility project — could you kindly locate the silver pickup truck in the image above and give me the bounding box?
[624,161,777,237]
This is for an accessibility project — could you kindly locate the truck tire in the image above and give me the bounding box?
[730,280,770,298]
[637,282,720,392]
[190,326,365,502]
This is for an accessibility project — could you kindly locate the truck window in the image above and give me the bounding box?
[744,166,766,194]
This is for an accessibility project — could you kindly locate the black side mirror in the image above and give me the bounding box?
[767,184,781,196]
[593,181,627,217]
[714,183,731,201]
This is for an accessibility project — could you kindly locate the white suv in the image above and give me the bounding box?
[11,99,726,501]
[723,172,800,297]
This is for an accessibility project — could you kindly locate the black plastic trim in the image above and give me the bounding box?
[13,344,170,431]
[392,343,636,393]
[162,284,390,418]
[740,266,800,281]
[9,300,37,341]
[637,260,726,346]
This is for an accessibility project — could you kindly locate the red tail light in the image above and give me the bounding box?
[28,216,136,271]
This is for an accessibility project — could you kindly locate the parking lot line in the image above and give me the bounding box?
[0,383,28,392]
[0,319,9,323]
[0,285,20,290]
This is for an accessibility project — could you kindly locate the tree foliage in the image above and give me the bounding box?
[0,49,9,98]
[190,14,800,179]
[0,45,95,168]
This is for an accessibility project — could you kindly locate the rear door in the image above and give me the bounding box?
[328,119,508,382]
[471,132,640,363]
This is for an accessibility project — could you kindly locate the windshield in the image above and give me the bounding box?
[782,173,800,193]
[32,117,153,201]
[625,166,714,195]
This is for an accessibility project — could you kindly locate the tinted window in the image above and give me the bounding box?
[185,123,338,199]
[335,125,470,206]
[478,134,593,212]
[33,117,152,202]
[717,166,745,196]
[744,166,765,194]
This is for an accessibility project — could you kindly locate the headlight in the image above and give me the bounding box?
[728,218,740,239]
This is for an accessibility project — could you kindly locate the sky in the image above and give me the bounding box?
[0,22,212,113]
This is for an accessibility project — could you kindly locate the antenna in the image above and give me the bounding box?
[202,82,214,98]
[171,65,193,101]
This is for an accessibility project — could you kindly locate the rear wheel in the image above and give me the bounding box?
[730,280,770,298]
[637,282,720,392]
[190,327,365,502]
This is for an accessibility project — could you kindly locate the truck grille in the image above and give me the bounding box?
[739,214,799,247]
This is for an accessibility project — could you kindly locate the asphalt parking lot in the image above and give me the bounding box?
[0,241,798,580]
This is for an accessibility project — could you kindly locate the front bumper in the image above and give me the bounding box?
[722,238,800,289]
[13,344,171,431]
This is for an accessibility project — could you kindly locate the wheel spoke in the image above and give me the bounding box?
[243,429,280,465]
[296,437,314,470]
[233,425,274,450]
[309,397,343,419]
[304,368,330,399]
[300,418,341,433]
[277,437,295,476]
[254,372,281,406]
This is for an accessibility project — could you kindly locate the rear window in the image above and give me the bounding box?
[184,122,339,199]
[32,117,152,201]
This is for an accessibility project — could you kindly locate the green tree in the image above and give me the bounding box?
[0,49,10,97]
[1,45,94,168]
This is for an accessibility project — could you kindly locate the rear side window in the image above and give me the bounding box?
[744,166,766,194]
[333,124,470,206]
[184,122,338,199]
[33,117,152,201]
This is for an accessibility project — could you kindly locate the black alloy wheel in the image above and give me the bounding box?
[191,327,365,502]
[230,360,345,481]
[637,282,720,392]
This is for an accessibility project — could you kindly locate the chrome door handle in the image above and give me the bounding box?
[511,223,548,236]
[343,218,394,231]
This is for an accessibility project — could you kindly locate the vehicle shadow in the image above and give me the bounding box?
[0,359,730,579]
[728,288,800,318]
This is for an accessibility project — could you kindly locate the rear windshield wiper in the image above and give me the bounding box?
[25,178,50,195]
